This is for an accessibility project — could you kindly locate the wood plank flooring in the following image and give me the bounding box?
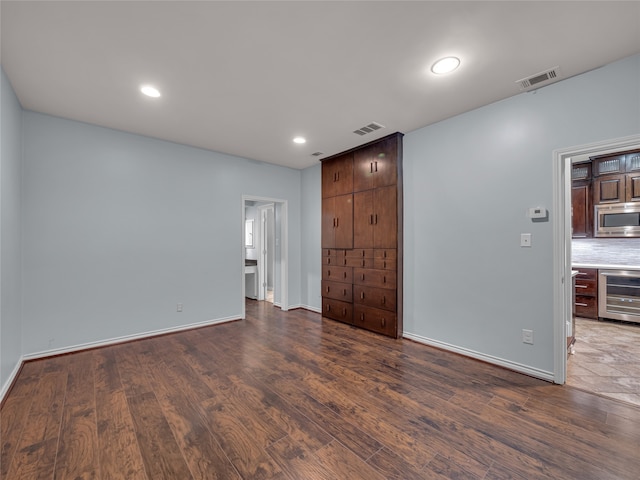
[2,300,640,479]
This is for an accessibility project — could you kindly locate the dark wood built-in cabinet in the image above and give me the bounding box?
[571,162,593,238]
[571,149,640,238]
[573,267,598,319]
[321,133,403,338]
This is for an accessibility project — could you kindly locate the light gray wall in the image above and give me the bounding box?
[300,163,321,311]
[403,54,640,375]
[1,67,23,390]
[21,112,302,355]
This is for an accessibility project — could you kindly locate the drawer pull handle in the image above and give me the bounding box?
[382,296,386,305]
[374,161,378,172]
[327,258,331,264]
[343,289,347,296]
[575,285,588,289]
[361,291,365,299]
[383,261,387,269]
[381,317,386,327]
[361,250,366,257]
[362,260,366,267]
[360,313,365,321]
[343,272,347,279]
[374,214,378,224]
[369,214,374,225]
[383,275,387,283]
[326,304,331,312]
[361,274,365,281]
[342,308,347,316]
[327,269,331,277]
[370,162,373,173]
[326,286,330,293]
[575,303,588,307]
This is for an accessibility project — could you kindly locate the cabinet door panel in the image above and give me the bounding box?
[374,185,397,248]
[334,194,353,248]
[571,183,591,238]
[626,172,640,202]
[321,197,336,247]
[594,175,625,204]
[353,138,398,192]
[322,154,353,198]
[354,190,374,248]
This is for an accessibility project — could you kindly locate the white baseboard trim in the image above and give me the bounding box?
[22,315,241,362]
[285,303,322,313]
[1,357,25,403]
[403,331,555,382]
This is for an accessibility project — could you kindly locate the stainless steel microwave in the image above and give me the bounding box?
[595,202,640,237]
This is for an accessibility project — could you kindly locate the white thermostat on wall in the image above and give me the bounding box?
[529,206,546,219]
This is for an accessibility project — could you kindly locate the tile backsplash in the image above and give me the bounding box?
[572,238,640,267]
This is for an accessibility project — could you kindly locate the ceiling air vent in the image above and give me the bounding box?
[311,151,324,157]
[516,67,561,91]
[353,122,385,136]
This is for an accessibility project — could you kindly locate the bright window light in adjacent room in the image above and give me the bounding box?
[140,85,161,97]
[431,56,461,75]
[293,136,306,144]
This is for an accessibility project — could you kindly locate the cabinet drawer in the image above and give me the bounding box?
[323,249,348,258]
[345,248,374,259]
[573,268,597,281]
[322,298,353,324]
[354,305,396,337]
[353,285,396,312]
[322,255,348,267]
[575,295,598,319]
[574,279,597,296]
[353,268,396,288]
[322,280,353,302]
[345,257,375,268]
[322,265,352,283]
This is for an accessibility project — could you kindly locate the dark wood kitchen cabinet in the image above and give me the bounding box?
[573,267,598,319]
[592,149,640,204]
[321,132,403,338]
[571,162,592,238]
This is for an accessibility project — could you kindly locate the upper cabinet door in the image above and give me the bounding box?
[322,194,353,248]
[353,136,398,192]
[322,153,353,198]
[627,152,640,173]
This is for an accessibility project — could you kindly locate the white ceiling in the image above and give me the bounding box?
[2,1,639,169]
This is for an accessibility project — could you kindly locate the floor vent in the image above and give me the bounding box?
[311,151,324,157]
[353,122,385,136]
[516,67,561,91]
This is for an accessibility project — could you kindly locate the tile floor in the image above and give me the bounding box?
[567,316,640,407]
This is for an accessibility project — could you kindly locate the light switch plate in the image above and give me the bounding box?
[520,233,532,247]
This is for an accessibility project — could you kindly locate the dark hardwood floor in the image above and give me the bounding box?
[2,300,640,479]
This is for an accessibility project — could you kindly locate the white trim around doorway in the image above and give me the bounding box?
[241,195,289,319]
[552,133,640,384]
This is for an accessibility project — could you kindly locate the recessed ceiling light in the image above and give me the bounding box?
[140,85,161,98]
[431,57,461,75]
[293,137,306,144]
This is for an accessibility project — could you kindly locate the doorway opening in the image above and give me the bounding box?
[242,196,288,318]
[553,134,640,405]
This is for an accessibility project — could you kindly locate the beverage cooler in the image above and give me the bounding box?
[598,270,640,323]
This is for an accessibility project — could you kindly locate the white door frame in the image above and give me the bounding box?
[257,203,275,302]
[552,133,640,383]
[241,195,288,319]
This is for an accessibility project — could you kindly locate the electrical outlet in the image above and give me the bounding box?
[522,329,534,344]
[520,233,532,247]
[177,303,183,312]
